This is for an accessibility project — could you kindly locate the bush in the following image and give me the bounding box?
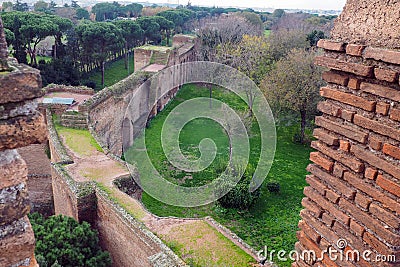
[29,213,112,267]
[217,165,261,209]
[83,80,97,90]
[266,182,280,193]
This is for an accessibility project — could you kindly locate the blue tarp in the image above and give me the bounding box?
[43,97,74,105]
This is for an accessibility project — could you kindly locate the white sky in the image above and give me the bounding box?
[158,0,347,10]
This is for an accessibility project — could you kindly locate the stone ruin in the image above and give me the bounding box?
[0,17,46,267]
[0,0,399,266]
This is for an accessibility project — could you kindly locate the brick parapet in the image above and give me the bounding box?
[296,39,400,266]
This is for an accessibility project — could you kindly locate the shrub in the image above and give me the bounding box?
[266,182,280,193]
[29,213,112,267]
[83,80,97,90]
[217,165,261,209]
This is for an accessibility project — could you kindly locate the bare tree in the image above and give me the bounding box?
[196,15,262,62]
[261,48,324,143]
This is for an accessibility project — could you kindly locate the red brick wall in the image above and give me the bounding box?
[294,39,400,267]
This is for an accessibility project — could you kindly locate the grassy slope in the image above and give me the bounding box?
[127,84,311,266]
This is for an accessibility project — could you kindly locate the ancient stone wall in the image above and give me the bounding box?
[295,1,400,266]
[95,191,186,267]
[0,49,46,266]
[17,144,53,216]
[83,71,150,156]
[134,49,153,71]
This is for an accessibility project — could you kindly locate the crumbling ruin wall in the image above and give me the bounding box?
[0,57,46,266]
[295,1,400,266]
[17,144,53,216]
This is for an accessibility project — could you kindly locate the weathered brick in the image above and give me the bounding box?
[298,212,340,267]
[317,101,341,117]
[369,203,400,229]
[360,82,400,102]
[310,152,334,172]
[320,87,376,112]
[339,198,400,246]
[321,212,335,227]
[299,220,322,244]
[297,222,338,267]
[315,116,368,144]
[376,174,400,197]
[368,136,382,151]
[322,71,349,86]
[339,140,351,152]
[350,219,365,237]
[341,109,355,122]
[390,108,400,122]
[376,102,390,116]
[306,174,327,196]
[346,44,366,56]
[353,114,400,142]
[313,128,339,146]
[304,186,350,226]
[333,163,347,179]
[302,197,323,218]
[363,232,396,256]
[317,40,346,52]
[382,143,400,160]
[312,141,364,173]
[348,78,361,90]
[374,68,398,83]
[325,189,340,204]
[344,171,400,214]
[364,47,400,65]
[308,164,356,200]
[364,167,378,180]
[354,192,372,210]
[315,56,374,77]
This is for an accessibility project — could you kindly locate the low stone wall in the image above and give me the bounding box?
[44,84,95,95]
[95,190,186,267]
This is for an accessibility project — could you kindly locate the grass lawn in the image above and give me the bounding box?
[265,30,271,37]
[54,123,103,157]
[86,53,134,90]
[126,84,312,266]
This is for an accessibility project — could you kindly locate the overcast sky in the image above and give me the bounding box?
[158,0,347,10]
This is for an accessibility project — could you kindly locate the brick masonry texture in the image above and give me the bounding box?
[296,1,400,265]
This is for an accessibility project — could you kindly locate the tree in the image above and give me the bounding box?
[49,15,73,59]
[114,20,143,69]
[91,2,118,21]
[2,2,13,12]
[136,17,161,44]
[122,3,142,17]
[2,12,59,65]
[76,8,89,20]
[34,0,50,12]
[71,0,79,8]
[267,29,309,61]
[261,48,323,144]
[152,16,174,44]
[76,21,124,86]
[13,0,28,11]
[272,9,285,18]
[216,34,272,85]
[29,213,111,267]
[197,15,262,61]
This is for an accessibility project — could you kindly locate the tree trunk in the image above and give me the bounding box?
[300,110,307,144]
[101,61,105,87]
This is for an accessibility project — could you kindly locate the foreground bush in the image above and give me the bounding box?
[29,213,112,267]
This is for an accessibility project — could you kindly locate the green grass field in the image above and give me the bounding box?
[86,53,134,90]
[265,30,271,37]
[126,84,312,266]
